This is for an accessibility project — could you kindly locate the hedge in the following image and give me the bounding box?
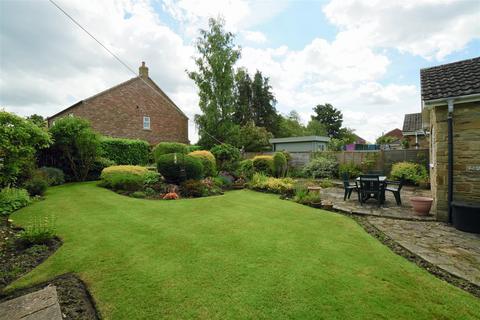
[100,137,150,165]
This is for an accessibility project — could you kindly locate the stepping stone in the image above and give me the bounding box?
[0,285,62,320]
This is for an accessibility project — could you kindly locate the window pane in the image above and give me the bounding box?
[143,116,150,129]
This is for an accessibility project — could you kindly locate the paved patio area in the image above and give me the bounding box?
[321,185,435,221]
[367,217,480,286]
[0,286,62,320]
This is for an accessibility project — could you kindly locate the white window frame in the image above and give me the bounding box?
[143,116,150,130]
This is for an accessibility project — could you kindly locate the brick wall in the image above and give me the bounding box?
[48,77,188,145]
[429,101,480,221]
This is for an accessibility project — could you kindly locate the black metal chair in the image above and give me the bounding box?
[358,175,384,207]
[385,178,404,205]
[342,173,358,201]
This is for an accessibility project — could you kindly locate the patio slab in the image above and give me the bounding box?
[367,217,480,286]
[321,186,435,221]
[0,286,62,320]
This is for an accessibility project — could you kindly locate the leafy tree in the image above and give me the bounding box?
[239,121,272,152]
[233,68,253,125]
[311,103,343,138]
[187,18,241,148]
[48,116,100,181]
[0,111,51,187]
[276,111,307,137]
[305,119,327,136]
[376,135,396,145]
[327,128,357,151]
[250,70,280,135]
[26,114,46,128]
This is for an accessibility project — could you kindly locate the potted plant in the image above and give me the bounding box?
[410,197,433,215]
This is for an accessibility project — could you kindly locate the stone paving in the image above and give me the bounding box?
[321,185,435,221]
[0,286,62,320]
[368,217,480,286]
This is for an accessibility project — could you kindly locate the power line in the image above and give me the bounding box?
[48,0,224,145]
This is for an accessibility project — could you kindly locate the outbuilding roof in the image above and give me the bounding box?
[269,136,330,144]
[402,113,423,132]
[420,57,480,101]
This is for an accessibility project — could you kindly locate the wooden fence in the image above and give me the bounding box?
[244,149,429,175]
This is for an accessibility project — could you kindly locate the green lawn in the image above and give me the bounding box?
[9,182,480,319]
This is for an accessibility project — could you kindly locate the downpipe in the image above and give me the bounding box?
[447,100,454,223]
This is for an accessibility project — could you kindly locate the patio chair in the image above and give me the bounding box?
[384,178,404,206]
[342,173,358,201]
[358,175,383,207]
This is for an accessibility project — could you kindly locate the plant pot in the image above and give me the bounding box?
[410,197,433,215]
[309,202,323,208]
[452,201,480,234]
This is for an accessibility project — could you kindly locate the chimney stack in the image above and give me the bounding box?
[139,61,149,78]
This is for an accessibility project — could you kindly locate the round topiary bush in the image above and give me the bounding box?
[156,153,204,183]
[152,142,188,162]
[188,150,217,177]
[273,152,287,177]
[252,155,274,175]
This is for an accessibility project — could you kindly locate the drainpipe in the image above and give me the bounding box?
[447,99,454,223]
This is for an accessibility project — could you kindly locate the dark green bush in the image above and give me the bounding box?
[273,152,287,177]
[100,137,150,165]
[239,159,254,179]
[188,150,216,177]
[38,167,65,186]
[0,187,30,216]
[338,162,362,179]
[87,157,116,180]
[210,144,241,172]
[24,173,48,196]
[153,142,188,162]
[156,153,204,183]
[252,155,274,175]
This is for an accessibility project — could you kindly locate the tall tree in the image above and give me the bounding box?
[251,71,279,134]
[305,119,327,136]
[187,18,241,148]
[311,103,343,138]
[233,68,253,125]
[276,111,307,137]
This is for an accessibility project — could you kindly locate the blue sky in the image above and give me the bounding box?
[1,0,479,142]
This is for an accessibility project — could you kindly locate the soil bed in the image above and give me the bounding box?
[0,273,99,320]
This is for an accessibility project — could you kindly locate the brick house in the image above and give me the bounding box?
[48,62,189,145]
[402,113,428,149]
[421,57,480,222]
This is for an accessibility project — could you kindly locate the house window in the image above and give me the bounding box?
[143,116,150,130]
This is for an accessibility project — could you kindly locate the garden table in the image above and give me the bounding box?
[356,176,387,205]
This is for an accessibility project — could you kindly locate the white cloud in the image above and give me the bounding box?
[242,31,267,44]
[323,0,480,60]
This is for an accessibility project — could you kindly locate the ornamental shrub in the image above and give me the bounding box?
[273,152,287,177]
[24,173,48,196]
[38,167,65,186]
[210,144,241,172]
[87,157,116,181]
[390,161,428,185]
[100,137,150,165]
[338,162,362,179]
[239,159,254,179]
[302,156,338,178]
[152,142,188,162]
[100,165,149,191]
[156,153,203,183]
[247,173,295,195]
[0,111,51,187]
[46,116,100,182]
[188,150,217,177]
[181,179,208,197]
[252,155,274,175]
[0,187,30,216]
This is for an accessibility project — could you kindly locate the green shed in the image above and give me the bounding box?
[269,136,330,152]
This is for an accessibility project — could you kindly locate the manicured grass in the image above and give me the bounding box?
[9,182,480,319]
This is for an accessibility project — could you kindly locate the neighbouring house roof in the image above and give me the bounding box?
[384,128,403,140]
[420,57,480,101]
[353,134,366,144]
[269,136,330,144]
[402,113,423,133]
[48,75,188,120]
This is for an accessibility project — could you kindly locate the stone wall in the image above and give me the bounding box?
[429,101,480,221]
[48,77,189,145]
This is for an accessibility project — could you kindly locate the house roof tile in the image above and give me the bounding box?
[420,57,480,101]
